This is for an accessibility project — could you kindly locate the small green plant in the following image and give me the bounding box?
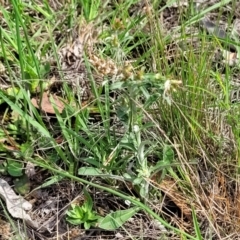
[122,125,176,200]
[66,204,100,229]
[80,0,100,21]
[66,189,100,229]
[66,188,140,231]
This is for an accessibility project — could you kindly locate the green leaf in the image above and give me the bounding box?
[78,167,125,181]
[123,173,133,180]
[0,90,50,138]
[98,206,140,230]
[110,81,126,90]
[20,142,34,158]
[137,141,151,167]
[163,145,174,163]
[66,217,83,225]
[192,207,203,239]
[6,87,23,99]
[0,162,7,174]
[78,167,103,176]
[32,175,64,191]
[13,174,30,195]
[116,105,129,123]
[39,62,50,77]
[83,188,93,211]
[87,211,99,221]
[139,183,149,199]
[84,221,91,230]
[7,160,23,177]
[132,177,142,185]
[75,206,84,218]
[67,206,83,220]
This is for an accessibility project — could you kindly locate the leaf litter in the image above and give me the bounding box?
[1,0,240,239]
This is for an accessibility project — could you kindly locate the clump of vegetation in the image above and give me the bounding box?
[0,0,240,239]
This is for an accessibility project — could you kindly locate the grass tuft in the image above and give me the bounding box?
[0,0,240,239]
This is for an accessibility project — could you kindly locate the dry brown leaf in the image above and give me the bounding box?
[222,50,238,66]
[0,178,38,229]
[31,92,65,114]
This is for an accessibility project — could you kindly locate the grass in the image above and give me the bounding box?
[0,0,240,239]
